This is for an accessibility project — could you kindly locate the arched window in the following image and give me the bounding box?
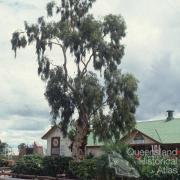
[134,133,144,144]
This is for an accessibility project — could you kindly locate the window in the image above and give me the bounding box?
[51,137,60,156]
[134,134,144,144]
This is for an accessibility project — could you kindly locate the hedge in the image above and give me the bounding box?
[12,155,43,175]
[0,158,9,167]
[12,155,114,179]
[12,155,72,177]
[69,155,115,180]
[11,153,180,179]
[42,156,73,176]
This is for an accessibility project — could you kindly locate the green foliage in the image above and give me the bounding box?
[67,129,76,141]
[45,66,75,135]
[92,72,139,142]
[0,141,8,155]
[18,143,26,151]
[12,155,72,177]
[101,143,180,180]
[0,158,9,167]
[12,155,43,175]
[12,153,180,179]
[69,159,97,180]
[69,155,116,180]
[138,156,180,180]
[102,143,137,165]
[102,142,141,177]
[11,0,139,159]
[96,155,116,180]
[42,156,72,176]
[102,143,127,157]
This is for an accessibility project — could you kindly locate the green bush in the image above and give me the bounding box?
[12,151,180,179]
[0,158,9,167]
[69,159,97,180]
[96,154,115,180]
[42,156,73,176]
[69,156,116,180]
[138,155,180,180]
[12,155,43,175]
[12,155,72,177]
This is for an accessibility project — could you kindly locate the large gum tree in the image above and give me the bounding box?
[11,0,139,161]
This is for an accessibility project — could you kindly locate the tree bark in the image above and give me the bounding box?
[72,116,89,161]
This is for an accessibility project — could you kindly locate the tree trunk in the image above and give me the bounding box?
[72,115,89,161]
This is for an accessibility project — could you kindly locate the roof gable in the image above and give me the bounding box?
[41,126,59,139]
[136,118,180,144]
[121,129,160,145]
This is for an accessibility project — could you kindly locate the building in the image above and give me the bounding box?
[19,142,43,157]
[41,126,103,157]
[42,126,72,157]
[122,110,180,154]
[42,110,180,157]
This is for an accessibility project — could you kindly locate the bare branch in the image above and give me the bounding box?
[81,58,86,67]
[50,41,63,48]
[81,53,94,77]
[51,39,67,79]
[62,46,68,79]
[50,40,76,93]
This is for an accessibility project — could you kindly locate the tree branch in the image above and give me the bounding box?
[50,41,63,48]
[62,46,67,75]
[81,53,94,77]
[81,59,86,67]
[50,40,76,93]
[48,41,66,76]
[89,99,108,118]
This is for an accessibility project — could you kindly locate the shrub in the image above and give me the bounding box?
[12,155,72,177]
[0,158,9,167]
[69,159,97,180]
[69,156,116,180]
[96,154,115,180]
[138,155,180,180]
[42,156,72,177]
[12,155,43,175]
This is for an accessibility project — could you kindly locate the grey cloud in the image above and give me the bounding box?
[0,114,50,131]
[1,0,180,151]
[0,106,49,119]
[8,117,49,131]
[136,55,180,120]
[112,0,180,120]
[0,0,40,10]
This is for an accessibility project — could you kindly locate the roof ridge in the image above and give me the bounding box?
[137,118,180,123]
[137,119,165,123]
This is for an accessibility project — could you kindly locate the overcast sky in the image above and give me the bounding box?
[1,0,180,151]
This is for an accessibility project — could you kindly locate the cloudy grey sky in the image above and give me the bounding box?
[1,0,180,151]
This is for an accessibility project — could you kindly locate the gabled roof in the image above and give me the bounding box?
[121,128,161,144]
[42,126,103,146]
[136,118,180,144]
[42,126,59,139]
[42,118,180,145]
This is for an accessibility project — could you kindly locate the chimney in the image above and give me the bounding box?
[166,110,174,121]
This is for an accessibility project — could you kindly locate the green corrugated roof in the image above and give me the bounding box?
[87,132,104,146]
[136,118,180,144]
[87,118,180,146]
